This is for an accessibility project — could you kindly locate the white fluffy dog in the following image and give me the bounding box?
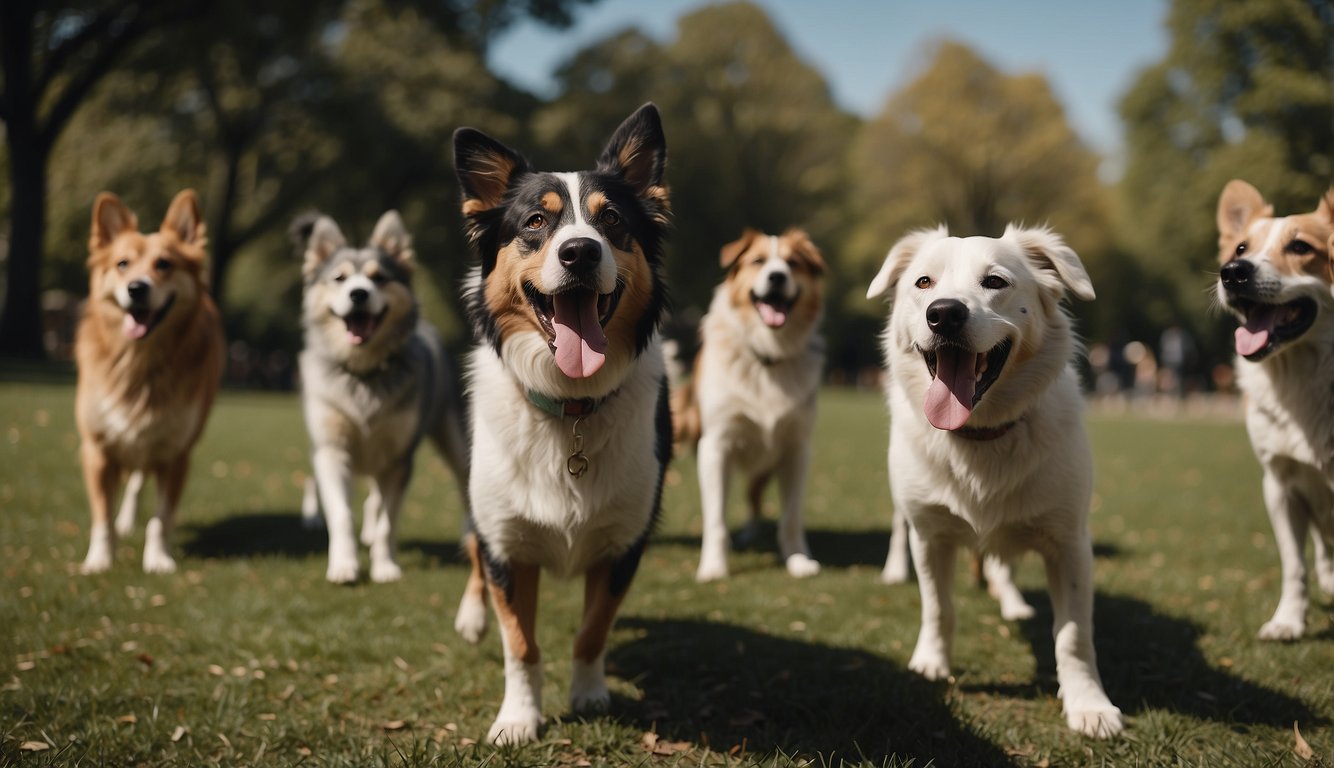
[867,224,1122,738]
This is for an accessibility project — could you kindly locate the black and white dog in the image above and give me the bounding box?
[450,104,672,743]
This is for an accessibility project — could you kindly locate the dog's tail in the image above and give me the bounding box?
[663,339,701,449]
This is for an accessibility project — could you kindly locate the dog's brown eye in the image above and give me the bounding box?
[1235,242,1247,256]
[1287,240,1312,255]
[599,208,620,227]
[334,273,347,283]
[116,259,129,271]
[154,258,173,273]
[914,275,932,289]
[526,213,546,230]
[981,275,1008,290]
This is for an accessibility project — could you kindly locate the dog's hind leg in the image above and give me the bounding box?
[454,531,489,643]
[301,476,324,530]
[368,464,408,583]
[1258,470,1312,640]
[80,443,121,574]
[696,431,733,581]
[1313,527,1334,596]
[313,447,359,583]
[143,456,189,574]
[882,509,911,584]
[733,472,769,550]
[776,442,820,578]
[1041,530,1122,738]
[115,470,144,538]
[360,483,381,548]
[487,561,543,745]
[984,554,1035,620]
[571,560,629,713]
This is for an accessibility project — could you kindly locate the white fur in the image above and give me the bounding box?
[869,226,1122,738]
[693,283,823,581]
[540,173,617,294]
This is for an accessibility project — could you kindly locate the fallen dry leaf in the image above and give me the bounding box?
[136,653,154,668]
[20,741,50,752]
[258,713,277,721]
[278,684,296,701]
[460,737,477,746]
[1295,721,1315,761]
[116,714,137,724]
[207,664,224,676]
[382,720,408,731]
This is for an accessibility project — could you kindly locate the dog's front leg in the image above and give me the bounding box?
[80,442,121,574]
[906,524,956,680]
[776,440,819,577]
[696,431,732,581]
[487,561,543,745]
[142,456,188,574]
[1313,528,1334,596]
[313,447,359,584]
[368,464,408,583]
[1043,530,1122,738]
[115,470,145,538]
[1259,468,1311,640]
[454,531,490,643]
[882,510,911,584]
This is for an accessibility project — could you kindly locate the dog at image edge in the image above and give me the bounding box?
[76,190,225,574]
[866,224,1122,738]
[672,227,826,581]
[1214,180,1334,641]
[296,210,470,585]
[449,103,672,744]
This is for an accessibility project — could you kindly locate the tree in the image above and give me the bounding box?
[0,0,205,358]
[1118,0,1333,358]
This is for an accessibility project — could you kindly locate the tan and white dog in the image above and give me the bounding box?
[1215,180,1334,641]
[673,228,826,581]
[867,225,1121,738]
[76,190,225,575]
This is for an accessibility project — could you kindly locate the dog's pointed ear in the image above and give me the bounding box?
[784,228,826,275]
[91,192,138,251]
[370,210,414,273]
[867,225,948,300]
[161,189,206,247]
[453,127,528,242]
[720,228,762,270]
[1315,188,1334,223]
[1217,179,1271,238]
[303,216,347,279]
[1005,225,1096,301]
[598,103,670,223]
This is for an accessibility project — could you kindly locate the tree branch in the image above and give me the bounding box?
[34,6,130,97]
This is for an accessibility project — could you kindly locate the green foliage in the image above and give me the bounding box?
[3,380,1333,766]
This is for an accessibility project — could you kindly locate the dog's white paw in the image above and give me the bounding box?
[487,712,542,745]
[695,558,729,583]
[1316,561,1334,596]
[142,549,177,574]
[81,549,113,575]
[114,511,136,538]
[881,561,910,584]
[326,559,360,585]
[1258,618,1304,641]
[301,511,325,530]
[785,553,821,578]
[908,650,951,681]
[370,559,402,583]
[1066,706,1123,738]
[570,659,610,713]
[998,596,1036,621]
[454,594,488,644]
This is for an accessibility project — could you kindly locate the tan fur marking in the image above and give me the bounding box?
[541,191,564,215]
[602,242,655,357]
[485,241,549,344]
[585,191,608,220]
[489,563,540,665]
[462,533,489,618]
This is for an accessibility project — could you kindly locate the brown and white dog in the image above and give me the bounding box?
[450,104,672,743]
[76,190,225,574]
[867,224,1121,738]
[673,228,826,581]
[1215,180,1334,641]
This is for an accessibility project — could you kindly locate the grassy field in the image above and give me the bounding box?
[1,377,1331,767]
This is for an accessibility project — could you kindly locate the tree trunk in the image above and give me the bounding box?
[0,135,49,359]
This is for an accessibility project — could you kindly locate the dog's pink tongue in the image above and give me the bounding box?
[756,302,787,328]
[122,312,149,340]
[1235,305,1277,357]
[924,347,976,431]
[553,289,607,379]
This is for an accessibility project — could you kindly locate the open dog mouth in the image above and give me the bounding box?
[751,290,796,329]
[919,339,1012,431]
[122,294,174,340]
[524,281,623,379]
[341,308,388,346]
[1229,296,1317,361]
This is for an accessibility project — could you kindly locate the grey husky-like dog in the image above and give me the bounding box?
[295,210,470,584]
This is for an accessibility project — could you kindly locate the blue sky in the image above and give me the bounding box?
[489,0,1171,177]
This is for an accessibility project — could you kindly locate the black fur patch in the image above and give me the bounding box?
[608,375,673,597]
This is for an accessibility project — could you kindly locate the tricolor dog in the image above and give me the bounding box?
[1215,180,1334,641]
[672,228,826,581]
[867,225,1122,738]
[450,104,672,743]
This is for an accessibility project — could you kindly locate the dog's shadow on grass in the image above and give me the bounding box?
[650,522,894,571]
[182,510,325,559]
[607,616,1016,766]
[974,591,1317,728]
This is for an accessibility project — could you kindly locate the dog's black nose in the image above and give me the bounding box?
[1220,259,1254,290]
[349,288,370,305]
[127,280,150,303]
[926,298,968,336]
[767,272,787,286]
[558,238,602,276]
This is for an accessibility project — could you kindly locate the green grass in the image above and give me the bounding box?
[2,380,1331,766]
